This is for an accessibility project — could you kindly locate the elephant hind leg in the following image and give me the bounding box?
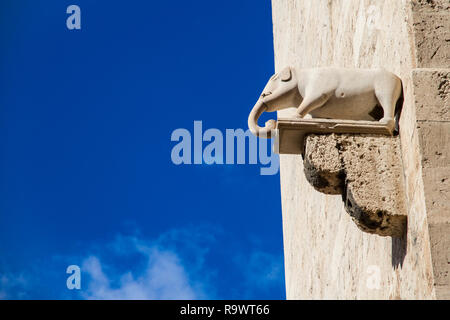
[374,75,402,130]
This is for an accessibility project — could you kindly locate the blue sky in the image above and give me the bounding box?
[0,0,285,299]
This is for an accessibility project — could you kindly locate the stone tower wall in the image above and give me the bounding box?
[272,0,449,299]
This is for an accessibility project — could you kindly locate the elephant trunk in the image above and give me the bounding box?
[248,98,276,139]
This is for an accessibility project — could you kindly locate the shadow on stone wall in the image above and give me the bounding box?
[392,225,408,268]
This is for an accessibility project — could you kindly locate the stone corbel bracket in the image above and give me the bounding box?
[274,118,394,155]
[274,119,407,237]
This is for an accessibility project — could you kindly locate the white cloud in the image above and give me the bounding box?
[80,229,213,300]
[0,225,285,299]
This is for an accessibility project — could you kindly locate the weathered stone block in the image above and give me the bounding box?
[417,121,450,168]
[428,223,450,299]
[412,12,450,68]
[304,134,407,237]
[411,0,450,14]
[422,167,450,224]
[413,69,450,121]
[303,134,344,194]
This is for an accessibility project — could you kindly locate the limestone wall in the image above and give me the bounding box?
[272,0,449,299]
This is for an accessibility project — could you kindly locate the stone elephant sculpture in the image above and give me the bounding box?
[248,67,402,138]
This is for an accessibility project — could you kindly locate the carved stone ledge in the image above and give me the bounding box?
[303,133,407,237]
[274,118,394,155]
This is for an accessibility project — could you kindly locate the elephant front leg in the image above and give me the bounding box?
[296,92,332,118]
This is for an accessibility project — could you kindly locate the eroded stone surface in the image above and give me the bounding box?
[413,70,450,121]
[303,134,343,194]
[411,0,450,13]
[304,134,407,237]
[429,223,450,299]
[412,67,450,297]
[412,11,450,68]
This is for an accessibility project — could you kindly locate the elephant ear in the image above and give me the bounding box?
[280,67,292,82]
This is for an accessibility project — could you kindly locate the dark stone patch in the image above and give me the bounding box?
[369,104,384,120]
